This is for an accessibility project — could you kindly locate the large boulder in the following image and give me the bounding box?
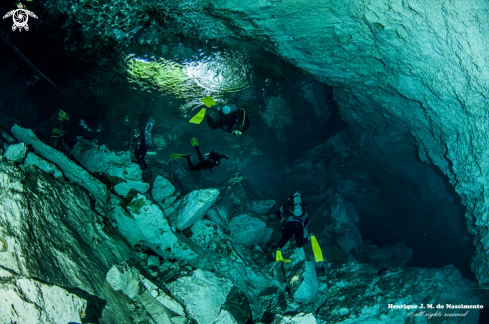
[281,246,318,305]
[189,218,224,249]
[3,143,27,162]
[152,175,175,202]
[24,152,63,179]
[71,139,142,181]
[0,268,87,324]
[106,263,186,323]
[170,189,219,231]
[228,214,267,249]
[251,200,276,215]
[205,204,229,229]
[217,181,254,217]
[310,192,363,258]
[110,193,199,261]
[113,180,150,196]
[167,269,233,324]
[10,125,108,202]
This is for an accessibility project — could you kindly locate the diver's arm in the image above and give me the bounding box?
[220,154,230,160]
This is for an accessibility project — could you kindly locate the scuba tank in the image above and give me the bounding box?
[292,192,303,216]
[222,103,238,115]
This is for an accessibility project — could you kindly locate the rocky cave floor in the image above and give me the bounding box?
[0,125,485,324]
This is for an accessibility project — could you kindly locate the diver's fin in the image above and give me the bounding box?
[169,153,189,158]
[189,108,206,124]
[276,250,291,263]
[58,110,70,121]
[201,96,217,108]
[52,128,64,135]
[190,137,198,147]
[310,235,323,262]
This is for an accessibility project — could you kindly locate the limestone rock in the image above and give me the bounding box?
[251,200,276,215]
[168,158,203,194]
[167,269,233,324]
[114,180,151,196]
[4,142,27,162]
[10,125,108,202]
[0,271,87,324]
[271,313,317,324]
[189,218,223,249]
[228,214,266,249]
[171,189,219,231]
[106,263,141,300]
[217,181,254,217]
[214,309,239,324]
[107,263,185,323]
[71,139,142,181]
[24,152,63,179]
[110,193,199,261]
[152,175,175,202]
[205,204,229,229]
[282,247,318,305]
[310,192,362,257]
[141,277,185,317]
[0,159,132,322]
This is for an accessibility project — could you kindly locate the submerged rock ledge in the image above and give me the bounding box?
[0,128,481,323]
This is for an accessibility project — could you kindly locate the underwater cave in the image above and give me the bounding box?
[0,0,488,323]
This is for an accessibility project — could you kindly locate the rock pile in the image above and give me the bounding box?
[0,127,481,323]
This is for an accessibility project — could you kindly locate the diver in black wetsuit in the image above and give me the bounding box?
[184,137,229,172]
[205,100,250,136]
[273,192,311,250]
[133,133,148,170]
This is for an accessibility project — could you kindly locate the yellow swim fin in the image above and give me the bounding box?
[190,137,198,147]
[58,110,70,121]
[201,96,217,108]
[189,108,206,124]
[311,235,323,262]
[169,153,188,158]
[276,250,291,263]
[52,128,65,135]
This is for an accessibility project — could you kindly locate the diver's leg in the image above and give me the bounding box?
[185,155,200,171]
[294,224,308,248]
[194,146,205,164]
[141,149,147,169]
[276,222,296,249]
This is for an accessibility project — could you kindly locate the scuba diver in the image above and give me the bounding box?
[169,137,229,172]
[205,100,250,136]
[189,96,250,136]
[52,109,78,151]
[272,192,323,263]
[133,133,148,170]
